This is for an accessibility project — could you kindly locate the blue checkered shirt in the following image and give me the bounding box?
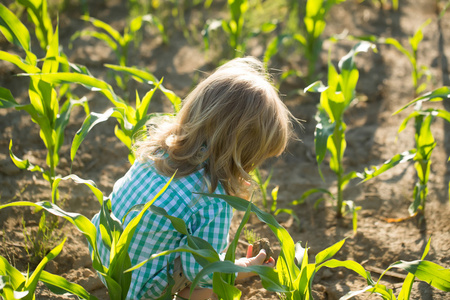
[91,159,232,299]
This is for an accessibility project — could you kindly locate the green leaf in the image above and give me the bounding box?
[104,64,157,83]
[114,125,132,150]
[319,259,373,284]
[9,140,45,173]
[212,273,241,300]
[389,260,450,292]
[24,72,109,91]
[292,188,332,206]
[0,3,31,52]
[398,272,415,300]
[191,260,290,294]
[222,200,252,286]
[341,171,358,190]
[23,72,126,109]
[99,199,123,252]
[409,19,431,51]
[0,87,17,108]
[52,174,104,206]
[137,80,162,120]
[71,108,128,162]
[315,239,346,265]
[357,150,417,183]
[129,15,143,33]
[40,271,97,300]
[126,245,219,274]
[340,284,393,300]
[382,37,413,62]
[314,107,336,178]
[0,256,26,289]
[70,30,118,51]
[304,80,328,93]
[0,50,40,73]
[263,36,282,67]
[42,24,60,74]
[54,97,88,155]
[338,41,375,73]
[146,205,190,235]
[260,21,276,33]
[82,16,122,42]
[393,86,450,115]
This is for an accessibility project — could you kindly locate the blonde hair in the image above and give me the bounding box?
[136,57,296,196]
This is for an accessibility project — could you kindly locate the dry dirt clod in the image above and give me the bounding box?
[251,238,274,262]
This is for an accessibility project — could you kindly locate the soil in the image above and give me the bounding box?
[1,0,449,299]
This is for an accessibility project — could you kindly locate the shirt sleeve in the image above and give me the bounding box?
[180,199,232,288]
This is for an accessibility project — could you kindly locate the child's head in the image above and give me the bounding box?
[137,57,296,195]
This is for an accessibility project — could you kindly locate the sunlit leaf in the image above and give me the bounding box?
[40,271,98,300]
[393,86,450,115]
[0,3,31,52]
[389,260,450,292]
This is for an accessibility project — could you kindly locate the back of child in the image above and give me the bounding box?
[91,56,296,299]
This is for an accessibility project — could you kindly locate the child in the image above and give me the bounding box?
[91,56,296,299]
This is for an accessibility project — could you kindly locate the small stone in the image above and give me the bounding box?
[321,269,333,279]
[251,238,274,262]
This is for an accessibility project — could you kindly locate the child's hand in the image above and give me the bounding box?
[235,244,276,281]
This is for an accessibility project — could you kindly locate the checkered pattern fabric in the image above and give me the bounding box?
[91,160,232,299]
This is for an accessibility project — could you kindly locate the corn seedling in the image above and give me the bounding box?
[251,168,300,224]
[299,42,375,232]
[203,0,276,58]
[264,0,347,82]
[0,238,97,300]
[358,87,450,218]
[341,238,450,299]
[70,14,166,95]
[0,2,90,258]
[382,19,432,96]
[0,3,87,196]
[354,18,432,96]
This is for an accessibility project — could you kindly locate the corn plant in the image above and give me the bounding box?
[203,0,277,58]
[375,19,432,96]
[341,238,450,299]
[0,3,87,194]
[70,14,167,94]
[264,0,347,81]
[0,2,89,259]
[0,238,97,300]
[189,193,384,300]
[298,42,375,232]
[26,65,180,164]
[251,168,300,224]
[358,87,450,217]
